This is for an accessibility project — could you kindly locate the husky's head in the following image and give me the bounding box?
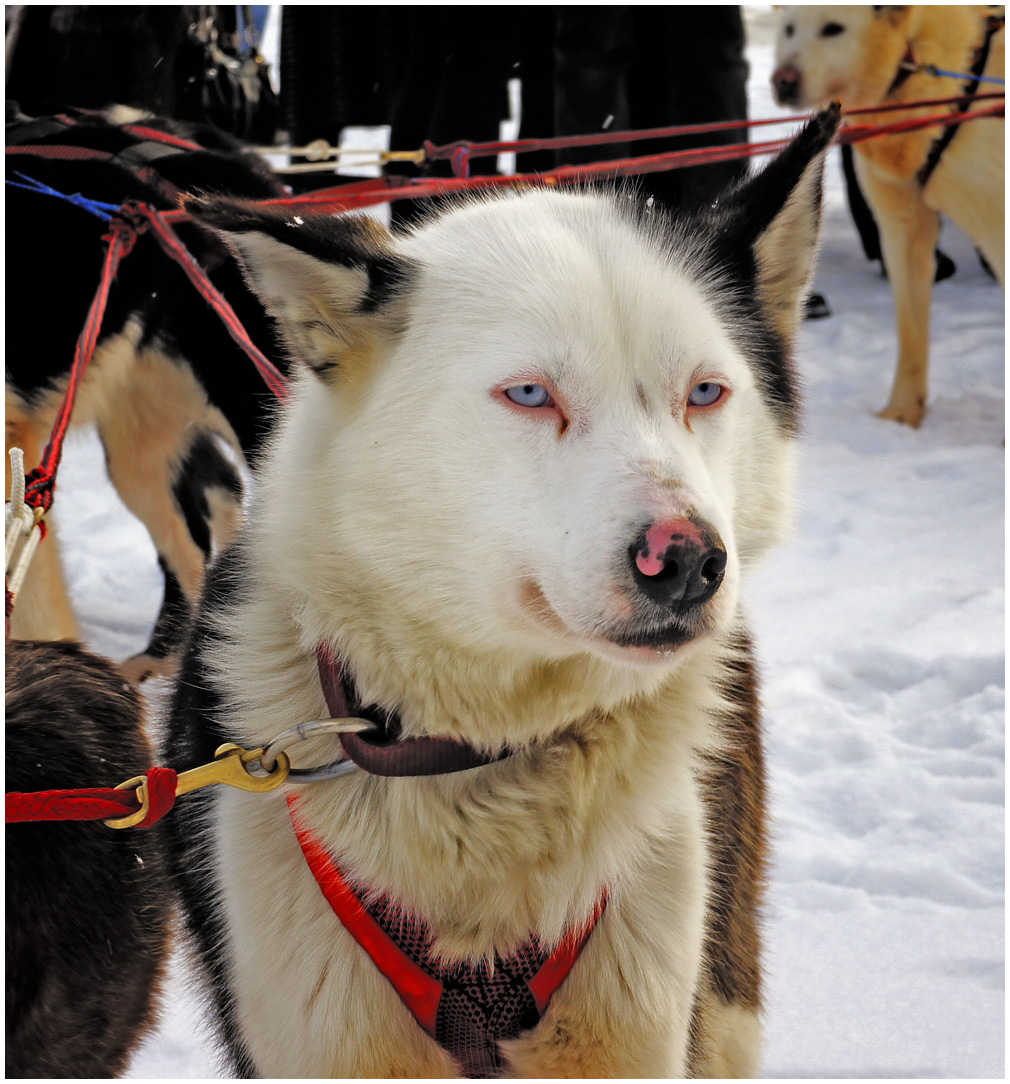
[189,110,836,679]
[772,6,922,109]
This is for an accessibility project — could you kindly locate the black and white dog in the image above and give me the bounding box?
[167,109,839,1077]
[5,104,288,679]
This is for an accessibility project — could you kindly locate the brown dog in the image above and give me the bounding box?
[6,640,172,1077]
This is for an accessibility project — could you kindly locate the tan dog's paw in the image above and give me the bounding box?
[877,398,926,428]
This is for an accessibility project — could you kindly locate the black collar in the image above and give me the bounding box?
[316,642,513,777]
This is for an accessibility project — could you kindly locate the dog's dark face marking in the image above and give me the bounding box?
[652,104,840,433]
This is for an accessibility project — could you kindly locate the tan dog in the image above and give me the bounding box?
[773,6,1005,427]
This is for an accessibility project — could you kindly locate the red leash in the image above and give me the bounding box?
[5,766,178,828]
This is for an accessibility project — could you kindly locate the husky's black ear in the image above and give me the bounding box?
[184,197,413,383]
[707,104,840,345]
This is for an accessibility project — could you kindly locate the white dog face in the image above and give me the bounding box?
[331,194,761,666]
[191,112,836,671]
[772,6,909,109]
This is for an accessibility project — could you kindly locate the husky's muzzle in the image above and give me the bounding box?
[611,517,727,650]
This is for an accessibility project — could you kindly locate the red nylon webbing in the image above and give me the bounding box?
[5,766,178,828]
[6,144,114,163]
[288,797,443,1037]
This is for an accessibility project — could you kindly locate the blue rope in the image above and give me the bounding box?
[924,65,1005,86]
[5,172,122,221]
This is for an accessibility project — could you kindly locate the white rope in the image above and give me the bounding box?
[5,447,44,602]
[254,138,424,164]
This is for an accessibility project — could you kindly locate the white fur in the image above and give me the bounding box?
[188,182,825,1076]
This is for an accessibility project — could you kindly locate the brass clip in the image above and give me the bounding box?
[105,743,291,829]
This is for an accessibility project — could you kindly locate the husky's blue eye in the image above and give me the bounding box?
[505,384,552,408]
[688,381,724,408]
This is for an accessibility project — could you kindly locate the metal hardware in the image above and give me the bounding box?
[260,718,377,783]
[104,774,152,829]
[105,743,291,828]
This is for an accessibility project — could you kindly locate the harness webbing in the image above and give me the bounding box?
[288,798,605,1077]
[917,14,1005,186]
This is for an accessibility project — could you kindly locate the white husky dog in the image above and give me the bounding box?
[167,109,838,1078]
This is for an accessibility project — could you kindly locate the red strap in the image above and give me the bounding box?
[288,796,442,1036]
[288,797,607,1042]
[122,124,203,152]
[5,766,178,828]
[527,893,607,1014]
[6,144,115,163]
[22,216,138,514]
[137,204,289,401]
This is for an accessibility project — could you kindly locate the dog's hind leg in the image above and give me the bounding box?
[691,636,766,1078]
[96,345,244,682]
[857,163,940,428]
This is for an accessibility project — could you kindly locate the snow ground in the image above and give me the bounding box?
[37,8,1003,1079]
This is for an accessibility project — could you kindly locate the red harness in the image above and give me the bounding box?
[288,799,606,1077]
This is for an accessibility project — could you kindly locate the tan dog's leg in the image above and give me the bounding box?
[97,346,243,682]
[857,164,940,428]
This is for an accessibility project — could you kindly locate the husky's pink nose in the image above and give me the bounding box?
[631,519,727,610]
[772,64,802,105]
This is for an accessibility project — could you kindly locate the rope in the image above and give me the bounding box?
[253,98,1002,215]
[5,766,178,828]
[6,448,45,623]
[254,93,1002,176]
[838,101,1004,147]
[137,204,290,401]
[15,198,288,522]
[22,215,138,515]
[923,67,1004,86]
[5,171,121,220]
[420,94,1004,162]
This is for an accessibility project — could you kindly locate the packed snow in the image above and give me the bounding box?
[32,8,1003,1079]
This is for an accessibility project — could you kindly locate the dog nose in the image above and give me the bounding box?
[630,519,727,610]
[772,64,801,104]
